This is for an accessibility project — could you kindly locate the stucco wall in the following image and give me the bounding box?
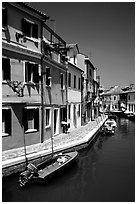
[2,3,41,52]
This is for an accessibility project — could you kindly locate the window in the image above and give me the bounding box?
[2,58,11,81]
[68,105,71,119]
[45,108,51,127]
[68,72,71,87]
[25,62,39,84]
[2,108,11,136]
[60,107,67,122]
[23,107,39,133]
[2,7,7,28]
[129,104,131,111]
[128,95,130,101]
[78,77,81,90]
[77,104,80,117]
[74,55,76,64]
[89,69,91,76]
[114,96,116,100]
[74,75,76,88]
[60,73,64,89]
[22,18,38,38]
[46,67,51,86]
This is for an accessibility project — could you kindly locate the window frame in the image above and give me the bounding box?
[25,62,39,84]
[68,104,71,119]
[2,58,11,81]
[22,18,38,39]
[2,107,11,137]
[45,107,51,128]
[23,107,39,133]
[78,77,81,90]
[2,7,7,28]
[77,104,81,117]
[74,75,76,89]
[60,73,64,90]
[45,67,51,87]
[68,72,71,87]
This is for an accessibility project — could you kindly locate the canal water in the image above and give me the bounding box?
[2,117,135,202]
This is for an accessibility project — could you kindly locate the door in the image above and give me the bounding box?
[53,108,59,135]
[73,105,77,128]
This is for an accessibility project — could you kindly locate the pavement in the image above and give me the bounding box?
[2,114,107,174]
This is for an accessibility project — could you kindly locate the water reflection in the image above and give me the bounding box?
[2,117,135,202]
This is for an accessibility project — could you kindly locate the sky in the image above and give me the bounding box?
[30,2,135,89]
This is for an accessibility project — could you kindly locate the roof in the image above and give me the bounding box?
[102,86,124,95]
[68,62,84,73]
[17,2,49,20]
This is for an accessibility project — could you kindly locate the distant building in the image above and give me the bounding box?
[77,53,99,124]
[101,84,135,114]
[126,90,135,113]
[101,86,124,112]
[66,44,83,130]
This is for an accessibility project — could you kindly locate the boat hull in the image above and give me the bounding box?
[19,151,78,187]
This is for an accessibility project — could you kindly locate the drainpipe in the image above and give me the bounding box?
[40,17,48,142]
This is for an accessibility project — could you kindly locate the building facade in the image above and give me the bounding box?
[126,90,135,113]
[66,44,83,130]
[2,2,67,151]
[77,54,98,124]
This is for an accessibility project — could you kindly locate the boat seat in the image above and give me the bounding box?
[38,163,59,179]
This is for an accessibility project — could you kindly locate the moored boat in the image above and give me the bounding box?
[19,151,78,188]
[124,110,135,120]
[101,118,117,135]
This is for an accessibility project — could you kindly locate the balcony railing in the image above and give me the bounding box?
[42,23,67,64]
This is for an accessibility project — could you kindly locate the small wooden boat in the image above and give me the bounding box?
[19,151,78,188]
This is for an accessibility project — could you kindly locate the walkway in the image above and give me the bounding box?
[2,115,107,174]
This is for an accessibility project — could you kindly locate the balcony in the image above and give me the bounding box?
[42,24,67,65]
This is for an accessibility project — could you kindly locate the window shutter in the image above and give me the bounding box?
[33,64,39,83]
[2,8,7,28]
[25,62,28,82]
[3,58,10,80]
[22,18,26,34]
[60,73,63,89]
[46,68,50,86]
[23,108,28,131]
[5,109,11,135]
[22,18,31,37]
[32,24,38,38]
[34,109,39,130]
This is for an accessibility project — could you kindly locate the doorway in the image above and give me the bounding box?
[53,108,59,135]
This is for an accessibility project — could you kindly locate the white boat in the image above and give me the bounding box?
[102,119,117,135]
[124,110,135,120]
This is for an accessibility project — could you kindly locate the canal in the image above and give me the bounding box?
[2,117,135,202]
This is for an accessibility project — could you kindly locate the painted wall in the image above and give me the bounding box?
[67,63,82,129]
[2,104,41,151]
[127,92,135,112]
[2,3,41,52]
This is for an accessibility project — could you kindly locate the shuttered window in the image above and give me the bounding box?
[23,108,39,133]
[22,18,38,38]
[68,73,71,87]
[45,108,51,127]
[2,109,11,136]
[78,77,81,90]
[25,62,39,84]
[2,7,7,28]
[74,75,76,88]
[46,67,51,86]
[2,58,11,81]
[60,73,64,89]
